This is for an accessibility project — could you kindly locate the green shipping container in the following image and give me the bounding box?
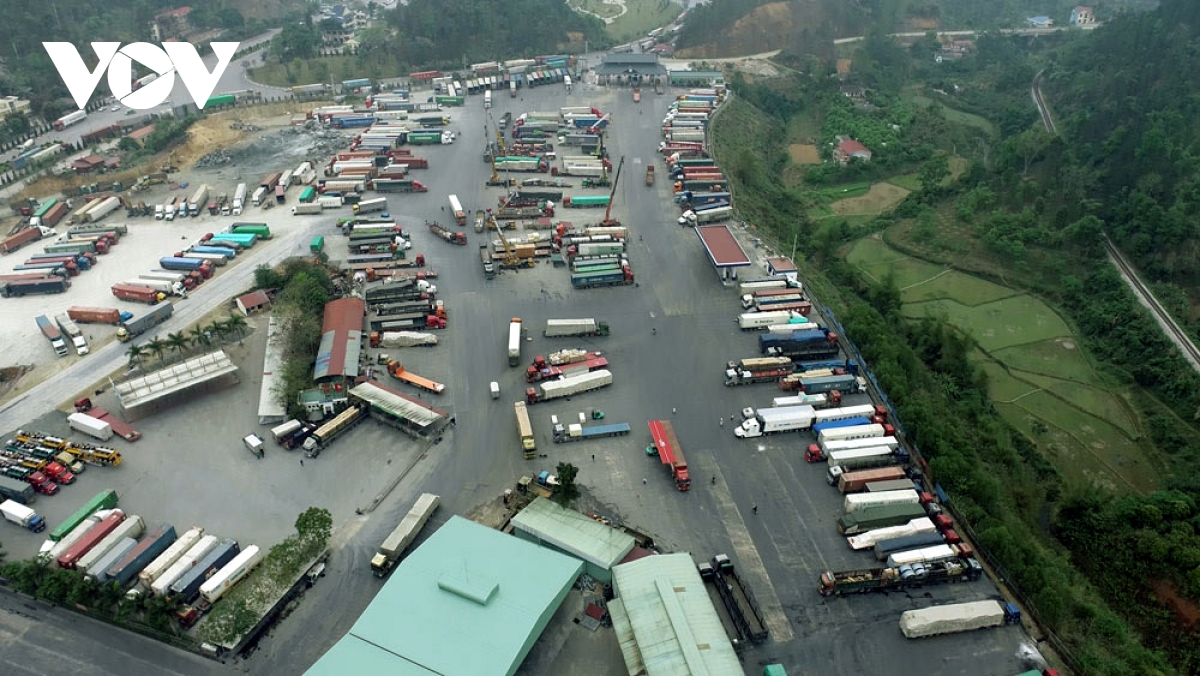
[433,96,464,106]
[299,186,316,203]
[50,489,119,541]
[310,235,325,253]
[33,199,58,219]
[205,94,236,108]
[567,195,610,207]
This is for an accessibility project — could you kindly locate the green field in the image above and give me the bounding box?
[848,236,1162,492]
[570,0,684,42]
[249,55,407,87]
[904,91,998,138]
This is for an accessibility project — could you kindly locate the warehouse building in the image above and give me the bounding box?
[510,497,635,584]
[608,553,741,675]
[306,516,582,676]
[313,297,364,383]
[595,53,667,86]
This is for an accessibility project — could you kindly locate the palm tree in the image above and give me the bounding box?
[145,338,167,363]
[126,344,146,368]
[224,313,248,338]
[189,326,210,351]
[165,332,189,359]
[208,320,229,343]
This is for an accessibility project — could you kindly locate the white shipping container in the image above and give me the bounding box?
[68,412,114,441]
[848,517,937,550]
[270,419,303,443]
[899,601,1005,639]
[77,515,145,574]
[818,424,887,446]
[843,489,920,514]
[887,545,959,568]
[138,527,204,585]
[198,545,264,605]
[823,437,901,456]
[826,446,896,467]
[151,535,218,596]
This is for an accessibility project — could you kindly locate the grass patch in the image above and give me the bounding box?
[900,268,1018,306]
[904,90,998,138]
[785,109,822,144]
[248,54,408,88]
[575,0,684,43]
[992,338,1094,382]
[787,144,820,165]
[902,295,1071,352]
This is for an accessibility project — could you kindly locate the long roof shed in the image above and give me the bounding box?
[313,297,364,382]
[695,224,750,279]
[305,516,582,676]
[609,552,741,676]
[349,381,448,436]
[115,350,238,410]
[510,497,635,583]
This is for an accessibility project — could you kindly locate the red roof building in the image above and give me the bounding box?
[313,297,365,382]
[71,155,106,174]
[834,137,872,163]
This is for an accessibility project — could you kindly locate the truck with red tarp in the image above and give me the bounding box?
[648,420,690,491]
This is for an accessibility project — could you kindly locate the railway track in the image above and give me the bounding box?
[1032,70,1057,134]
[1103,235,1200,370]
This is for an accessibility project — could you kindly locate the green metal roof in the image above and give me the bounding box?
[611,553,742,675]
[510,497,635,570]
[305,516,582,676]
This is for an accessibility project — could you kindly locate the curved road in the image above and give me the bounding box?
[1031,69,1057,134]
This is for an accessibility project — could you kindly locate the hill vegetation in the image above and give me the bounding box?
[711,0,1200,672]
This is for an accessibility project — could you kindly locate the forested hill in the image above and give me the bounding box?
[1046,0,1200,284]
[380,0,608,65]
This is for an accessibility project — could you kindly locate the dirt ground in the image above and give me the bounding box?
[787,144,821,164]
[836,59,852,75]
[829,182,911,215]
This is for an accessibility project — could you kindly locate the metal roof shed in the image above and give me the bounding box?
[115,350,238,410]
[348,381,448,436]
[510,497,635,583]
[257,317,286,424]
[313,297,364,382]
[695,225,750,281]
[305,516,582,676]
[610,552,741,676]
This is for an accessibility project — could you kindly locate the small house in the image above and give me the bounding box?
[236,290,272,316]
[1026,16,1054,28]
[70,155,105,174]
[1070,6,1095,26]
[833,137,872,164]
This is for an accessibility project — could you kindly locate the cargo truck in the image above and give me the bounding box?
[480,244,495,278]
[73,400,142,442]
[725,357,795,386]
[0,476,36,504]
[507,318,523,366]
[187,185,208,216]
[867,478,919,493]
[68,412,113,441]
[848,517,938,550]
[152,535,219,597]
[837,466,909,493]
[845,489,921,514]
[899,600,1020,639]
[553,422,631,443]
[648,419,690,490]
[302,405,368,458]
[54,315,88,355]
[59,511,126,569]
[117,302,173,342]
[873,532,947,561]
[515,402,536,458]
[1,277,70,297]
[77,515,145,575]
[46,513,105,562]
[837,503,928,535]
[700,554,768,643]
[106,524,176,587]
[133,527,202,595]
[67,307,123,325]
[735,406,816,438]
[196,544,265,612]
[371,493,440,576]
[386,361,445,394]
[526,369,613,404]
[738,311,804,331]
[818,558,983,597]
[428,221,467,245]
[1,499,46,532]
[170,539,240,604]
[543,318,610,337]
[35,315,69,357]
[822,447,901,482]
[887,543,967,569]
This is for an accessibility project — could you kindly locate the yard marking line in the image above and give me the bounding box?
[898,267,953,292]
[710,463,796,642]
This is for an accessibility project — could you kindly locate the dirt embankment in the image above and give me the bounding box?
[676,0,865,59]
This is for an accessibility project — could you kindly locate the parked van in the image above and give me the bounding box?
[243,434,265,458]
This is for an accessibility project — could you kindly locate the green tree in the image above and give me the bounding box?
[165,331,189,358]
[919,155,951,193]
[144,338,166,363]
[4,112,31,137]
[189,325,210,350]
[254,264,285,290]
[277,23,319,61]
[223,313,248,338]
[294,507,333,544]
[126,343,145,367]
[554,462,580,505]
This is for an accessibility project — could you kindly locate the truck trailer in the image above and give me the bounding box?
[819,558,983,597]
[543,318,610,337]
[899,600,1019,639]
[526,369,613,404]
[370,493,440,576]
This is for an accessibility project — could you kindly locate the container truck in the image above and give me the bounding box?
[735,406,816,438]
[553,422,631,443]
[837,503,928,535]
[386,362,445,394]
[353,198,388,215]
[819,424,893,450]
[899,600,1019,639]
[134,527,202,593]
[867,478,919,493]
[837,466,909,493]
[371,493,440,576]
[83,196,121,223]
[1,277,70,297]
[293,203,323,215]
[848,517,937,550]
[159,257,213,275]
[1,499,46,532]
[52,314,88,355]
[106,524,176,587]
[526,369,613,404]
[787,374,861,396]
[507,318,523,366]
[152,535,219,597]
[170,539,240,604]
[543,318,610,337]
[738,311,803,331]
[46,514,105,562]
[117,302,174,342]
[678,206,733,226]
[58,511,126,569]
[648,420,690,491]
[821,447,899,480]
[845,489,921,514]
[74,402,142,442]
[873,532,947,561]
[515,402,536,458]
[700,554,768,643]
[54,110,87,130]
[231,183,247,215]
[725,356,794,386]
[196,544,264,611]
[87,537,138,582]
[302,405,368,458]
[68,413,113,441]
[35,315,69,357]
[887,544,966,569]
[111,283,160,305]
[0,476,36,504]
[818,558,983,597]
[187,185,208,216]
[372,179,428,193]
[175,253,225,268]
[77,515,145,575]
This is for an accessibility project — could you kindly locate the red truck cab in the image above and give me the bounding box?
[27,470,59,495]
[805,444,824,463]
[42,461,75,485]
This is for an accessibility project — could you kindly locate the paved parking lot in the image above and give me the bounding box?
[0,78,1046,675]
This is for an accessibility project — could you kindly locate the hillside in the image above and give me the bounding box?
[676,0,868,59]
